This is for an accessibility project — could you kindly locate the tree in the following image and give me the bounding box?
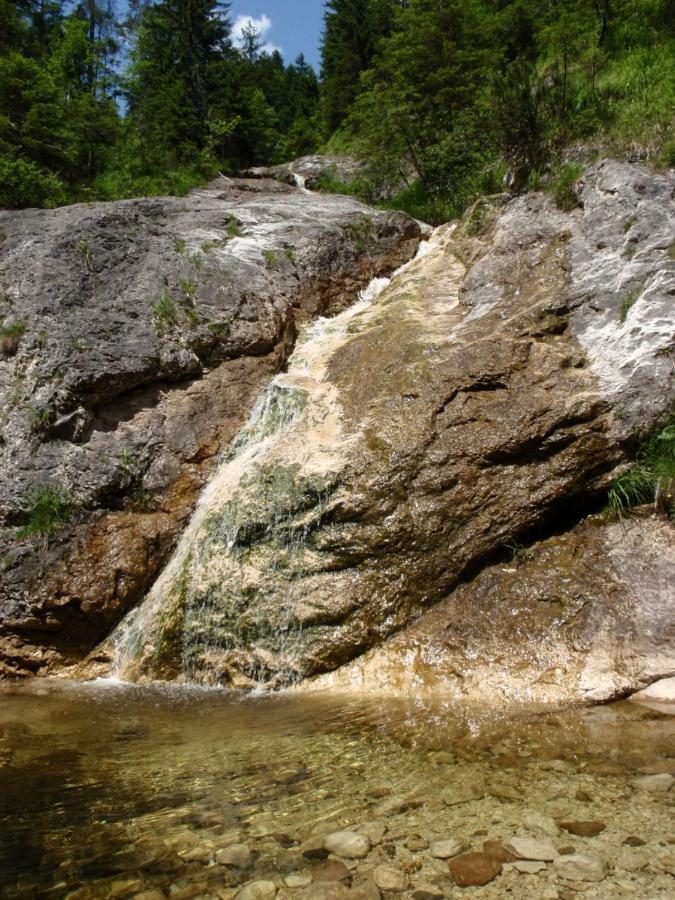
[128,0,231,162]
[320,0,395,131]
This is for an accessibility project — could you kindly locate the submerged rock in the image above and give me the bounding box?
[554,853,607,882]
[322,831,370,859]
[447,852,502,887]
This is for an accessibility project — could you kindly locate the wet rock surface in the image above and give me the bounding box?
[110,159,674,695]
[0,177,420,675]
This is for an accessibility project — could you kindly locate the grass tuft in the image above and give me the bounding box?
[18,487,74,538]
[606,416,675,520]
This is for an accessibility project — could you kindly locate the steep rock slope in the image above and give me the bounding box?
[101,160,674,694]
[0,177,421,676]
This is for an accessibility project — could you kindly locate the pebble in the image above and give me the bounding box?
[311,860,351,883]
[429,838,464,859]
[216,844,252,868]
[512,860,547,874]
[372,865,408,892]
[323,831,370,859]
[447,852,502,887]
[236,883,277,900]
[359,821,386,845]
[558,821,606,837]
[406,836,429,852]
[622,835,647,846]
[300,837,329,860]
[523,810,559,837]
[441,784,484,806]
[505,837,558,861]
[374,796,422,817]
[483,840,516,863]
[350,873,381,900]
[615,849,648,871]
[554,853,607,882]
[631,773,674,794]
[410,885,444,900]
[133,892,164,900]
[284,873,312,888]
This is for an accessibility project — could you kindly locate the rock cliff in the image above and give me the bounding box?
[0,176,420,675]
[94,159,673,699]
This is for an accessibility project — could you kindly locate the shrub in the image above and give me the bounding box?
[619,289,640,323]
[0,156,66,209]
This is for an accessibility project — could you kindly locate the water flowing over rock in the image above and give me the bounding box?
[0,176,420,676]
[95,159,672,695]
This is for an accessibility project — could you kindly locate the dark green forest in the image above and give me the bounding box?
[1,0,673,215]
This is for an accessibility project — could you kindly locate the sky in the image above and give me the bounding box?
[230,2,325,70]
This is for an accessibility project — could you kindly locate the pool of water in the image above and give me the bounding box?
[0,681,673,898]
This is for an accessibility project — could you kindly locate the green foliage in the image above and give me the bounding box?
[153,289,179,334]
[0,318,26,356]
[547,163,584,211]
[322,0,674,220]
[226,218,242,238]
[606,416,675,520]
[262,249,278,267]
[18,486,74,538]
[77,239,93,270]
[619,289,640,323]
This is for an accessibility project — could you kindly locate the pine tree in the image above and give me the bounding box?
[128,0,231,163]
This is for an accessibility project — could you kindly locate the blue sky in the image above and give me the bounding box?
[230,2,325,70]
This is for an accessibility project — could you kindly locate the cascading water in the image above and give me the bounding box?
[108,232,439,687]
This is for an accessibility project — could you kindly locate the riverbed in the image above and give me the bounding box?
[1,681,673,898]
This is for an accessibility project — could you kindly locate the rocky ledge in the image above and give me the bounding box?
[0,177,421,676]
[107,159,674,698]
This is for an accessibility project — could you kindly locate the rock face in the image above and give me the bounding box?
[98,159,673,694]
[314,513,675,704]
[248,155,368,191]
[0,176,420,676]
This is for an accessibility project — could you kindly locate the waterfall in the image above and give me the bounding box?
[291,171,310,193]
[107,233,439,687]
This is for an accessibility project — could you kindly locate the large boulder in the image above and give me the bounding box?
[0,176,421,676]
[98,159,673,692]
[310,512,675,704]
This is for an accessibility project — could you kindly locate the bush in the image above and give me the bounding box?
[0,156,66,209]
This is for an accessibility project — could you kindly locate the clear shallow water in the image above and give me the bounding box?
[0,682,673,899]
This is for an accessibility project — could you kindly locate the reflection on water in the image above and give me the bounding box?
[0,681,673,898]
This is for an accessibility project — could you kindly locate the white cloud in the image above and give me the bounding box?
[232,14,282,56]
